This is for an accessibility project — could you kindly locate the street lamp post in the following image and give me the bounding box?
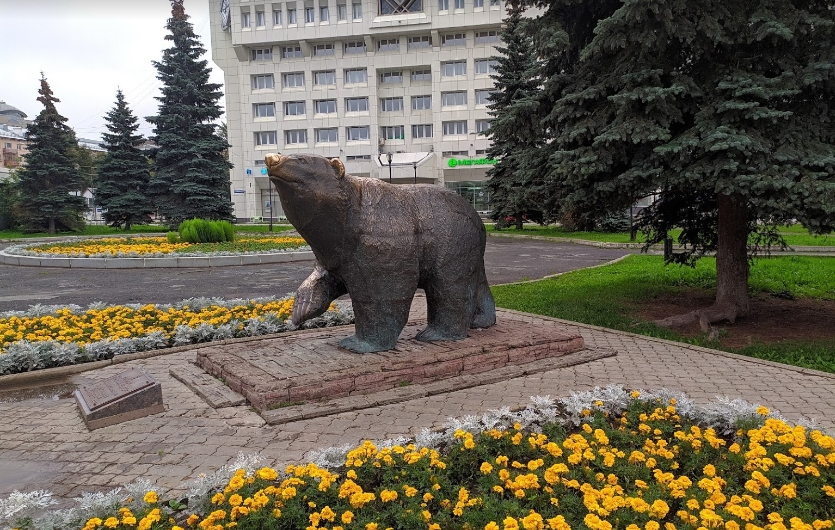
[386,152,393,183]
[413,162,417,184]
[268,180,274,232]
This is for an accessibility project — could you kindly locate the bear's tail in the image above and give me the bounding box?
[470,271,496,329]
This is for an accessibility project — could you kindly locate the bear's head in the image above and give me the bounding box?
[265,153,352,233]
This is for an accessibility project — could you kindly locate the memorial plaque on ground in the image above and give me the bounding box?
[74,367,165,430]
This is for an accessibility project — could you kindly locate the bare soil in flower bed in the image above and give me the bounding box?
[631,289,835,349]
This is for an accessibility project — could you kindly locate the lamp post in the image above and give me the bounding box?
[268,180,274,232]
[413,162,417,184]
[386,152,393,183]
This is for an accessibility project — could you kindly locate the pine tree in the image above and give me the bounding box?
[146,0,233,227]
[485,8,545,230]
[97,90,154,230]
[516,0,835,327]
[17,74,86,234]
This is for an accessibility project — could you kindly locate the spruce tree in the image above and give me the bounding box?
[485,7,544,230]
[146,0,233,227]
[516,0,835,327]
[97,90,154,230]
[17,74,86,234]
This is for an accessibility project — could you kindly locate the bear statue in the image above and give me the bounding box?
[266,153,496,353]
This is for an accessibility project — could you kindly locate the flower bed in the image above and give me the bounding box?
[2,386,832,530]
[3,235,309,258]
[0,296,353,375]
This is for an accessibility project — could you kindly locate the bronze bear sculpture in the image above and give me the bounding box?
[266,153,496,353]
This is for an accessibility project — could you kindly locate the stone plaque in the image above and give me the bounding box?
[78,367,155,411]
[75,367,165,430]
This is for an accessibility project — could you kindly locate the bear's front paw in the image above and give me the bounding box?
[415,326,467,342]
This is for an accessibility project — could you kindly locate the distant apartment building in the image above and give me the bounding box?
[208,0,506,222]
[0,125,27,170]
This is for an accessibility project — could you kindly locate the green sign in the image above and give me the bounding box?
[447,157,497,168]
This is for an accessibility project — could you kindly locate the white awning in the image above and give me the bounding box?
[373,152,434,167]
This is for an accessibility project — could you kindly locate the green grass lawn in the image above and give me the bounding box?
[491,254,835,373]
[0,223,295,240]
[486,223,835,247]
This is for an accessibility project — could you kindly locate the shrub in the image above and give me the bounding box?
[166,231,179,243]
[178,219,235,243]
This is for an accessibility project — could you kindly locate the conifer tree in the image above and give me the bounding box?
[485,7,544,230]
[97,90,153,230]
[17,74,86,233]
[147,0,233,227]
[516,0,835,327]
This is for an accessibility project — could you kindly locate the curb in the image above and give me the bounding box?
[0,249,315,268]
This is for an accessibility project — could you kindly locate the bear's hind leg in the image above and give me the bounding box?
[339,297,413,353]
[416,283,471,342]
[470,271,496,329]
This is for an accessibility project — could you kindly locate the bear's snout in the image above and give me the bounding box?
[265,153,286,171]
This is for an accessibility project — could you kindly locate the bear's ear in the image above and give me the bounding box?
[330,158,345,178]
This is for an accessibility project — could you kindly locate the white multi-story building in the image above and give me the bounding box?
[208,0,505,221]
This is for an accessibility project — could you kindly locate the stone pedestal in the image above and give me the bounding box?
[74,367,165,430]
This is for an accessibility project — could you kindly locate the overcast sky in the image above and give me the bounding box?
[1,0,225,142]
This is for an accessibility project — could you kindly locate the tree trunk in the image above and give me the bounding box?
[515,211,524,230]
[655,193,750,331]
[125,219,132,231]
[48,216,56,234]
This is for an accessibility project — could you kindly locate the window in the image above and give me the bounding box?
[377,38,399,52]
[251,48,273,60]
[320,6,329,20]
[380,97,403,112]
[283,72,305,87]
[442,120,467,136]
[347,154,371,160]
[411,95,431,110]
[314,70,336,85]
[475,30,499,43]
[285,129,308,144]
[380,71,403,84]
[490,0,500,6]
[442,91,467,107]
[338,4,348,19]
[254,103,276,117]
[314,44,334,56]
[316,128,338,143]
[454,0,464,8]
[256,10,266,26]
[474,0,483,7]
[346,97,369,112]
[476,119,490,133]
[345,41,366,54]
[411,69,431,81]
[252,74,275,89]
[305,7,315,22]
[438,0,448,10]
[315,99,337,114]
[352,2,362,19]
[475,59,499,74]
[284,101,306,116]
[411,124,433,138]
[442,33,466,46]
[442,150,468,156]
[408,36,431,49]
[255,131,277,145]
[475,89,493,105]
[273,9,283,24]
[441,60,466,77]
[242,11,251,27]
[345,68,368,84]
[288,8,298,23]
[346,126,370,141]
[381,126,405,140]
[282,45,302,58]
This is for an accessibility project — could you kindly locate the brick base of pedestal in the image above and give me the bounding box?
[196,314,594,417]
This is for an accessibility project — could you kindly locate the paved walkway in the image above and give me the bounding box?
[1,297,833,502]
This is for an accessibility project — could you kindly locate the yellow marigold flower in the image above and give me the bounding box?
[729,443,741,454]
[172,527,184,530]
[423,492,434,503]
[144,491,158,504]
[779,483,797,499]
[367,524,379,530]
[381,489,398,502]
[257,467,278,481]
[122,516,136,526]
[813,521,833,530]
[347,470,357,479]
[481,462,494,474]
[522,512,544,530]
[504,516,521,530]
[212,493,225,505]
[650,500,670,519]
[228,494,243,507]
[403,485,418,497]
[272,509,282,518]
[341,511,354,524]
[493,485,504,494]
[645,522,660,530]
[104,517,119,529]
[486,522,501,530]
[626,525,640,530]
[631,391,641,398]
[429,525,441,530]
[187,514,200,525]
[822,485,835,497]
[321,506,336,522]
[756,406,769,416]
[703,464,716,477]
[645,457,657,469]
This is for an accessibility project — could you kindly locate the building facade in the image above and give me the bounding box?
[208,0,505,221]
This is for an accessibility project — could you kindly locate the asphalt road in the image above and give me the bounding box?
[0,237,632,312]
